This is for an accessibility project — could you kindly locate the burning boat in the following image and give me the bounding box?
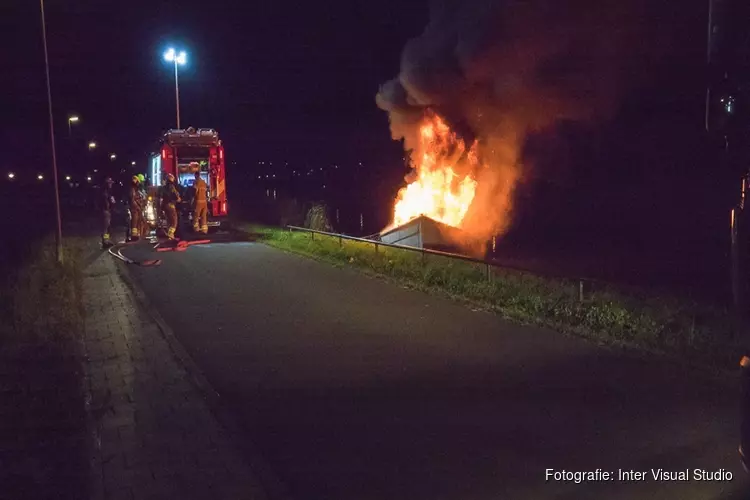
[379,214,465,253]
[378,111,481,253]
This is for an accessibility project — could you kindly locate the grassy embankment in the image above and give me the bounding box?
[0,236,89,499]
[239,223,743,369]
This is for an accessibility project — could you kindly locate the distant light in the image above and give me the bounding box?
[65,175,71,181]
[110,154,116,160]
[7,172,15,180]
[88,142,97,149]
[87,176,92,182]
[94,169,98,173]
[176,51,187,65]
[131,161,136,166]
[68,116,79,123]
[164,48,175,61]
[37,174,44,180]
[272,174,275,178]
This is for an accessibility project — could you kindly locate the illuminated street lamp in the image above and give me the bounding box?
[163,47,187,128]
[88,141,97,150]
[86,176,92,182]
[7,172,15,180]
[38,174,44,181]
[110,153,116,160]
[65,175,71,181]
[67,115,79,136]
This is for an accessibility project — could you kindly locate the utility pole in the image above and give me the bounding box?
[40,0,63,264]
[163,48,187,129]
[174,59,181,129]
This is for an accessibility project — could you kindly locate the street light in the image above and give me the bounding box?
[86,176,92,182]
[163,47,187,129]
[110,153,116,160]
[88,141,97,150]
[7,172,15,180]
[65,175,71,181]
[67,115,79,136]
[38,174,44,180]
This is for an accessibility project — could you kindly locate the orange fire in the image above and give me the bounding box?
[392,112,478,228]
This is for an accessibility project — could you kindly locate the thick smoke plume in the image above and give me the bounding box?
[377,0,659,250]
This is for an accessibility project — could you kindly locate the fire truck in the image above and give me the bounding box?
[145,127,229,232]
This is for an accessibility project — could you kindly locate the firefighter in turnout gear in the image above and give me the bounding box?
[192,171,209,234]
[101,176,115,247]
[162,173,181,240]
[137,174,149,238]
[128,175,144,241]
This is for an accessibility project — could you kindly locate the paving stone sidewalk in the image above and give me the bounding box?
[83,251,267,500]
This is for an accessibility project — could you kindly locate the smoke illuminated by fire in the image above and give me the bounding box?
[377,0,658,253]
[392,113,478,228]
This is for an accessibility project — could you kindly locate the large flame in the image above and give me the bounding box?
[392,113,479,228]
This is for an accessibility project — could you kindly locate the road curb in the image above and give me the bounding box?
[112,251,294,500]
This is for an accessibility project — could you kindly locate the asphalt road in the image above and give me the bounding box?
[121,238,747,500]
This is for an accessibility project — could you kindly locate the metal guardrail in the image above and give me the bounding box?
[285,225,594,300]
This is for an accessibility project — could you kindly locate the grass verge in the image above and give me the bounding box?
[240,223,744,370]
[0,236,89,500]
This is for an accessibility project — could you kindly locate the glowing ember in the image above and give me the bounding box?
[392,112,478,228]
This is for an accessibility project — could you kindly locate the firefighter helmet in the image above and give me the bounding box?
[137,174,145,184]
[132,175,139,184]
[166,173,175,182]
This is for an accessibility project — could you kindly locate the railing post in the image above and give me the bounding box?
[421,248,425,265]
[311,231,314,241]
[486,262,491,282]
[339,234,342,247]
[578,280,584,301]
[375,242,379,253]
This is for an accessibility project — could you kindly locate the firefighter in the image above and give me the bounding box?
[162,173,182,240]
[101,176,115,248]
[128,175,143,241]
[192,170,209,234]
[137,174,150,238]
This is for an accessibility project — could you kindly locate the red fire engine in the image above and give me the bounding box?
[146,127,229,231]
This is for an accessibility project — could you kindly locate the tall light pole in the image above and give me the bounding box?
[67,115,79,136]
[164,48,187,129]
[40,0,63,263]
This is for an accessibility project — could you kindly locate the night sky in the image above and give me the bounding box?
[3,0,427,174]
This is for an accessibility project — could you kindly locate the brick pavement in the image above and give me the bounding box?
[82,251,267,500]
